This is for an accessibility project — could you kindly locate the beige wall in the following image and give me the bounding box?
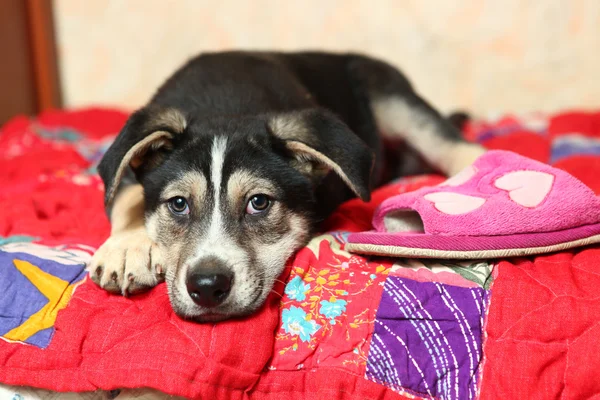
[53,0,600,115]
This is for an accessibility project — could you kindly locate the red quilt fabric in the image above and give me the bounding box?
[0,108,599,399]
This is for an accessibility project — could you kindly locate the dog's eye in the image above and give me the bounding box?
[246,194,271,215]
[168,196,190,215]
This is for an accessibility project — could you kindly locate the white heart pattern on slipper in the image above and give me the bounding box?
[424,192,486,215]
[439,165,478,187]
[494,170,554,208]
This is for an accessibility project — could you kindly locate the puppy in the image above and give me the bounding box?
[90,51,484,321]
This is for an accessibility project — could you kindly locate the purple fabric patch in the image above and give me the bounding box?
[366,277,489,400]
[0,250,87,348]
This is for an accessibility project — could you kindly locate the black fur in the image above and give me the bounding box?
[99,50,462,225]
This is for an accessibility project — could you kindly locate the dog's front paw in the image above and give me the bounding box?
[89,227,165,296]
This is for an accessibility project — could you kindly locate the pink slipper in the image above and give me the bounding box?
[346,150,600,259]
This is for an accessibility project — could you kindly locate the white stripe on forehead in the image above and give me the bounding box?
[208,136,228,236]
[211,136,228,196]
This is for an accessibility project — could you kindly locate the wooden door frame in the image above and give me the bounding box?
[25,0,62,113]
[0,0,61,125]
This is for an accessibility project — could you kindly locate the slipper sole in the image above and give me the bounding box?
[346,223,600,259]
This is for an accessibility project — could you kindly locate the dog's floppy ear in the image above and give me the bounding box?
[267,109,374,201]
[98,106,186,208]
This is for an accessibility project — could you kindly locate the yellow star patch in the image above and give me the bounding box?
[3,259,81,342]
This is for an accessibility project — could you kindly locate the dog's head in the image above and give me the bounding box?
[98,106,373,321]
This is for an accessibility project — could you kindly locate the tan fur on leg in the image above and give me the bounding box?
[89,185,164,295]
[372,96,486,176]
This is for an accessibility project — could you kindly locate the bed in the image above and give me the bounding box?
[1,108,599,399]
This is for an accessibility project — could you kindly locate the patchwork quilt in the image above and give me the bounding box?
[1,108,599,399]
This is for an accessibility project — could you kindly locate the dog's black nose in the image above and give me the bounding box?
[186,260,233,308]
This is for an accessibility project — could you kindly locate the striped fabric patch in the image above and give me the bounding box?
[366,277,489,400]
